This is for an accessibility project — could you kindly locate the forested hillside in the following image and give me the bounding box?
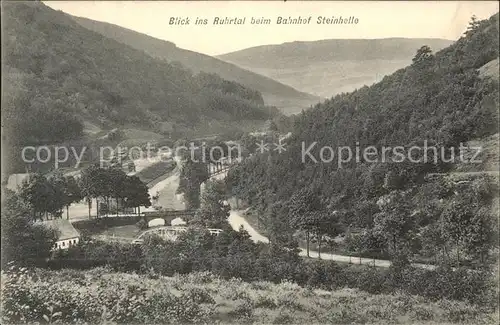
[2,2,279,145]
[69,15,320,114]
[227,14,499,265]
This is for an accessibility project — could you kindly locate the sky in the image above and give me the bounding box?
[44,1,499,56]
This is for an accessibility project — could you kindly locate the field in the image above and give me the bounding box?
[2,267,496,324]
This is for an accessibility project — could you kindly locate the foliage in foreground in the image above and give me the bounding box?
[1,266,498,325]
[48,229,497,306]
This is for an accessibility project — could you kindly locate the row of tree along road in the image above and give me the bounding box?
[17,165,151,221]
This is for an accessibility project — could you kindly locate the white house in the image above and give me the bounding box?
[41,219,81,250]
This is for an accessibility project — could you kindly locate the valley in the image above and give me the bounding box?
[1,2,499,325]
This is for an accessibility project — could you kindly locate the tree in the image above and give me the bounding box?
[441,177,496,266]
[194,179,230,228]
[79,164,101,219]
[122,176,151,215]
[359,228,386,259]
[19,173,64,220]
[178,159,209,209]
[353,200,380,228]
[289,189,311,257]
[1,190,58,268]
[317,210,345,257]
[266,202,295,247]
[239,133,257,155]
[268,120,278,133]
[127,161,136,173]
[107,168,128,216]
[47,171,68,219]
[63,175,82,219]
[93,167,114,217]
[374,190,417,260]
[465,15,480,36]
[412,45,434,67]
[288,187,324,257]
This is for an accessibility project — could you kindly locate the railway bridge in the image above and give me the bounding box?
[141,210,196,224]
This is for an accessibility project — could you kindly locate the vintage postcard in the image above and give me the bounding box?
[1,1,499,324]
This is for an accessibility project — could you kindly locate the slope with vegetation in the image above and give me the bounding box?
[218,38,453,98]
[1,159,497,324]
[69,15,320,114]
[226,14,499,266]
[2,1,279,147]
[2,266,497,325]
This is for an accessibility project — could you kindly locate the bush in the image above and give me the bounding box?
[254,295,277,309]
[398,265,496,305]
[343,265,390,294]
[50,229,495,305]
[72,216,142,234]
[185,287,216,305]
[275,294,304,311]
[1,267,212,324]
[228,299,254,320]
[136,219,148,230]
[304,260,345,290]
[272,309,294,324]
[2,267,496,324]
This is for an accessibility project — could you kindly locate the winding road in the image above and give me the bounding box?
[65,155,435,269]
[226,209,435,269]
[205,171,434,269]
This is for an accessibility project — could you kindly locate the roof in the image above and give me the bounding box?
[39,219,80,240]
[6,173,30,192]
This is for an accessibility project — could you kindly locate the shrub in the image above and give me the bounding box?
[343,265,390,294]
[304,260,344,290]
[410,304,435,321]
[2,267,496,324]
[0,268,213,324]
[185,287,216,305]
[275,294,304,311]
[396,265,496,304]
[135,219,148,230]
[272,309,294,324]
[228,299,254,320]
[72,216,142,234]
[49,226,495,305]
[254,295,277,309]
[165,294,212,323]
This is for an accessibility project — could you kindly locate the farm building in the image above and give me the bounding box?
[41,219,81,250]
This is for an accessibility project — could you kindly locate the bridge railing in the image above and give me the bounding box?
[142,210,197,216]
[135,226,223,242]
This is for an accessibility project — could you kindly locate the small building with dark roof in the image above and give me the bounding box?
[40,219,81,250]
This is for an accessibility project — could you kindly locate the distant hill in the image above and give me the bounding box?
[2,2,283,146]
[218,38,454,97]
[69,15,320,114]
